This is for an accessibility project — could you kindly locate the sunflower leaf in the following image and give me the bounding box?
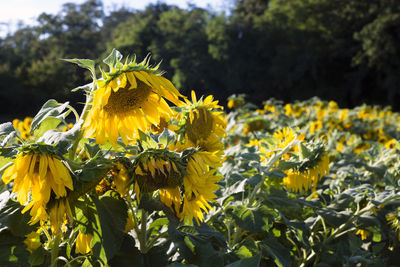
[30,100,69,134]
[63,58,95,78]
[158,128,176,146]
[103,49,123,71]
[225,254,261,267]
[0,122,15,137]
[138,130,158,150]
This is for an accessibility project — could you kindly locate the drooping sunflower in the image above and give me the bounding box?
[133,150,184,203]
[177,91,226,153]
[110,161,131,197]
[180,151,222,224]
[83,51,185,148]
[2,149,74,226]
[160,142,222,224]
[283,155,329,192]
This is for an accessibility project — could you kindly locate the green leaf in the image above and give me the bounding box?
[38,121,82,154]
[228,205,276,233]
[316,208,352,228]
[138,130,158,150]
[109,235,144,267]
[158,128,176,147]
[0,231,30,267]
[74,192,127,265]
[299,143,312,159]
[0,122,15,136]
[28,246,45,266]
[103,49,123,70]
[260,234,290,267]
[277,160,299,171]
[219,180,246,204]
[71,83,93,93]
[0,191,36,236]
[63,59,95,77]
[92,192,128,262]
[30,99,69,135]
[84,143,101,159]
[225,254,261,267]
[76,157,111,182]
[234,237,259,258]
[0,122,17,146]
[33,117,62,139]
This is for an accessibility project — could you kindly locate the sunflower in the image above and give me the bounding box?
[12,117,33,140]
[110,162,131,197]
[133,151,183,203]
[179,151,222,224]
[177,91,226,153]
[75,232,93,254]
[2,150,74,226]
[243,117,267,135]
[283,155,329,192]
[83,52,185,148]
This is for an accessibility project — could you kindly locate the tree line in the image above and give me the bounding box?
[1,0,399,119]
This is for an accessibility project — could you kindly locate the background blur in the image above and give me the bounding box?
[1,0,399,120]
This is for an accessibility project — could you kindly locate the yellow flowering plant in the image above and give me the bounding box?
[1,51,400,266]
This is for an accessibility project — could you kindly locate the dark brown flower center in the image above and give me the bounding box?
[103,79,152,115]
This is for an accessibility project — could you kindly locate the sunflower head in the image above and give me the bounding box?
[227,94,245,109]
[176,91,226,152]
[133,150,184,195]
[243,117,267,135]
[110,159,133,197]
[282,143,329,192]
[83,49,185,148]
[2,144,74,226]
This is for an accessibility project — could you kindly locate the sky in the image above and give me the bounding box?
[0,0,229,35]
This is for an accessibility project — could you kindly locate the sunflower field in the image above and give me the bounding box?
[1,50,400,266]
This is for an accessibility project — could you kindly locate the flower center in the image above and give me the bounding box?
[186,108,214,142]
[103,79,153,115]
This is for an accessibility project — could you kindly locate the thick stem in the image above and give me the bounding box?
[68,89,94,161]
[50,233,62,267]
[139,210,148,253]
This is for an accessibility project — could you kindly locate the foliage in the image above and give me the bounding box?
[1,49,400,266]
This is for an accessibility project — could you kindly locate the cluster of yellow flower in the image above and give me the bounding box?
[2,52,227,257]
[2,150,73,230]
[13,117,32,140]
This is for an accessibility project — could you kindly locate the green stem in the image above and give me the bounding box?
[66,105,80,124]
[247,137,300,205]
[68,88,94,161]
[205,207,224,223]
[50,233,62,267]
[145,232,168,253]
[139,210,148,253]
[41,226,52,243]
[226,222,232,248]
